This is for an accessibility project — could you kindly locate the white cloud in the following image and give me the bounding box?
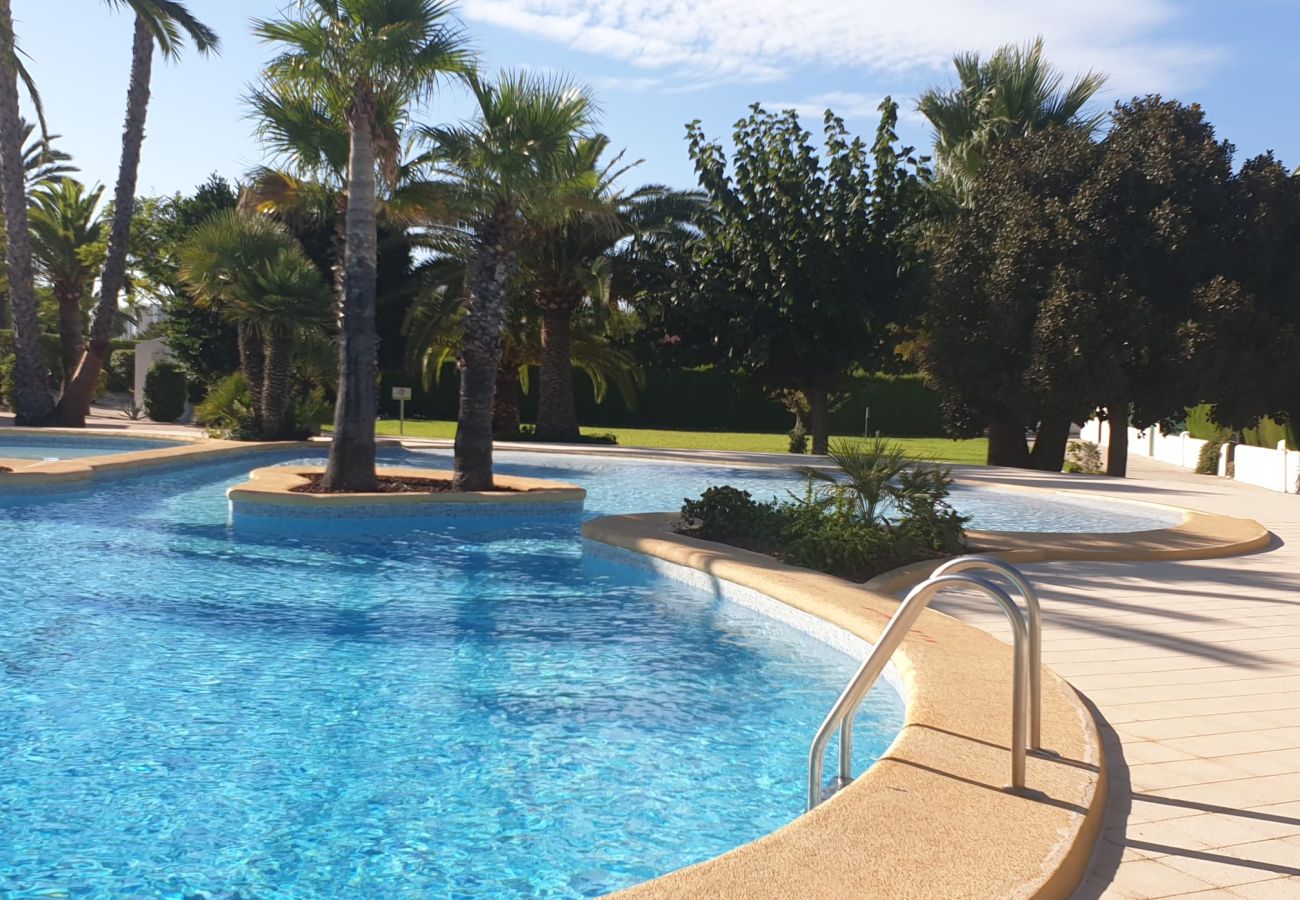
[461,0,1220,95]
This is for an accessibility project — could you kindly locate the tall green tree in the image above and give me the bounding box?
[917,37,1106,203]
[1186,153,1300,433]
[53,0,218,426]
[28,178,106,387]
[916,98,1239,476]
[0,0,57,421]
[523,151,701,441]
[178,210,331,439]
[653,100,929,454]
[914,127,1114,470]
[253,0,470,491]
[1083,97,1235,475]
[421,69,601,490]
[138,175,242,385]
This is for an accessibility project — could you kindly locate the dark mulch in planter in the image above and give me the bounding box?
[291,473,521,494]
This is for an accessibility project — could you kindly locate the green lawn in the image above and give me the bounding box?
[373,419,988,464]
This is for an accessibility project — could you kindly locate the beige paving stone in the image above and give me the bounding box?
[1228,876,1300,898]
[1096,859,1218,896]
[1162,728,1300,758]
[931,457,1300,899]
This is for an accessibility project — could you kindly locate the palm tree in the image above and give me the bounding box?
[0,0,59,422]
[405,264,643,435]
[523,152,701,440]
[917,37,1107,203]
[253,0,470,492]
[0,120,79,329]
[28,178,106,387]
[178,210,331,439]
[17,119,76,188]
[422,70,601,490]
[53,0,218,426]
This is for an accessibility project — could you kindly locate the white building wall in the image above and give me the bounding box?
[133,338,171,402]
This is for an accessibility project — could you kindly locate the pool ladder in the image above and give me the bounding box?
[807,556,1043,811]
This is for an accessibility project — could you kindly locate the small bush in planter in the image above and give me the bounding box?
[1063,440,1103,475]
[1196,439,1223,475]
[144,360,188,422]
[677,439,970,583]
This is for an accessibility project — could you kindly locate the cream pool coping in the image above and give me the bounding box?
[0,430,309,488]
[226,465,586,508]
[582,500,1272,899]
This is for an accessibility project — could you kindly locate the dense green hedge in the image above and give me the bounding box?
[144,360,187,422]
[379,367,947,436]
[1185,403,1296,450]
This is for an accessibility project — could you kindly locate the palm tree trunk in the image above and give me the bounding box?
[535,305,579,441]
[55,285,84,391]
[261,328,295,440]
[455,206,515,492]
[807,386,829,455]
[52,14,153,427]
[321,98,379,492]
[0,0,54,423]
[237,322,264,436]
[493,364,520,435]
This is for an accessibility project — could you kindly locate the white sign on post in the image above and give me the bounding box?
[391,386,412,434]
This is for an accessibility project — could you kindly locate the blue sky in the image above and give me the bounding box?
[14,0,1300,198]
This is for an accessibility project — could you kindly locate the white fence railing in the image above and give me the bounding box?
[1079,418,1298,494]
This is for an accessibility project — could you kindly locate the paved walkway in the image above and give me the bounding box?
[929,458,1300,898]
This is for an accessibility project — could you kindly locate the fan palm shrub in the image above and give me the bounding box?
[917,37,1106,204]
[253,0,470,490]
[522,150,702,440]
[178,210,331,439]
[28,178,106,387]
[406,280,643,435]
[420,69,601,489]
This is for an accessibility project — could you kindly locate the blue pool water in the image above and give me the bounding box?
[0,433,179,460]
[0,448,905,898]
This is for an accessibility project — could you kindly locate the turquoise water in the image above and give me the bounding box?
[0,449,904,898]
[0,434,178,460]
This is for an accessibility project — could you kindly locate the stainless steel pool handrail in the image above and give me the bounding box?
[930,556,1042,750]
[807,573,1030,811]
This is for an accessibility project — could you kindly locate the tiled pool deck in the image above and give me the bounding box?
[930,458,1300,899]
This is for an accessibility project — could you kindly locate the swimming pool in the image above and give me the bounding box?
[0,449,905,898]
[0,433,180,460]
[402,446,1185,534]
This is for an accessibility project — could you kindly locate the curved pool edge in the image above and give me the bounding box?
[582,512,1107,900]
[0,431,311,493]
[227,465,587,527]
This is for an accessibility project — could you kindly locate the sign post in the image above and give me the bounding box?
[391,386,412,435]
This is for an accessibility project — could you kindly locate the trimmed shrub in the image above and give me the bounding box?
[1063,440,1103,475]
[679,486,782,547]
[144,360,188,422]
[1196,439,1223,475]
[106,349,135,392]
[677,441,969,582]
